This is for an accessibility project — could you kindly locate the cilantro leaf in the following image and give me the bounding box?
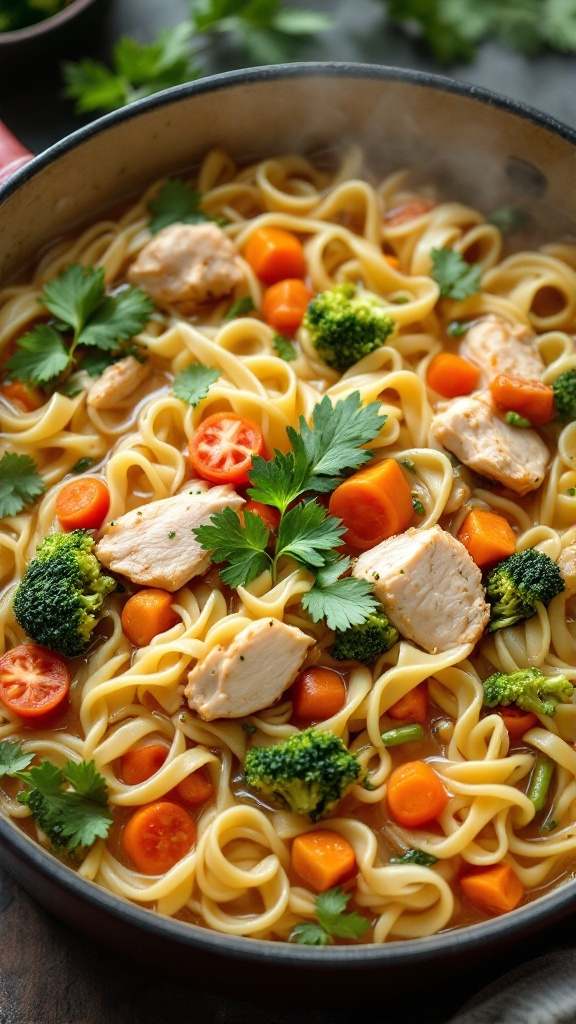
[275,501,344,569]
[62,58,131,115]
[273,333,298,361]
[5,324,70,384]
[0,453,45,519]
[17,758,112,853]
[390,848,438,866]
[0,739,33,778]
[430,247,482,301]
[248,448,310,514]
[315,887,370,940]
[302,558,378,631]
[173,364,221,406]
[193,506,271,587]
[42,264,105,334]
[223,296,256,322]
[79,286,154,350]
[148,179,211,235]
[290,922,331,946]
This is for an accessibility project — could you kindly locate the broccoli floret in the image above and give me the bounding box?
[552,369,576,422]
[13,529,116,657]
[302,282,395,371]
[486,548,565,632]
[331,609,399,663]
[244,727,361,821]
[483,667,574,718]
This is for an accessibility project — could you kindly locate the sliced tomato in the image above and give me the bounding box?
[242,499,281,534]
[384,199,436,226]
[0,643,70,720]
[188,412,265,485]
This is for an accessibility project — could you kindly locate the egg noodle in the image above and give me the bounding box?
[1,144,576,943]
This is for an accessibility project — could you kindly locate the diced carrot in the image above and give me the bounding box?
[387,760,449,828]
[242,498,281,534]
[384,254,400,269]
[460,863,524,916]
[243,227,305,285]
[457,508,516,570]
[385,199,436,226]
[489,373,556,426]
[174,767,215,806]
[122,801,196,875]
[388,682,428,726]
[291,667,346,722]
[328,458,414,550]
[291,829,357,892]
[120,743,168,785]
[493,704,538,739]
[55,477,110,531]
[121,588,180,648]
[426,353,480,398]
[262,278,313,335]
[0,380,44,411]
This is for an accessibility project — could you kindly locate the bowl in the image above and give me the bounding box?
[0,0,114,75]
[1,63,576,1005]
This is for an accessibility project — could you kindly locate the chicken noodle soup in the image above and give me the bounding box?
[1,145,576,944]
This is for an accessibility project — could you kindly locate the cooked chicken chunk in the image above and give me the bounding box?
[87,355,150,410]
[96,484,243,591]
[459,315,545,385]
[353,526,489,653]
[558,546,576,596]
[184,618,314,720]
[127,223,244,313]
[431,392,549,495]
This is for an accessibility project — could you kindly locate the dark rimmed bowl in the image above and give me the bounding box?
[1,63,576,1004]
[0,0,114,75]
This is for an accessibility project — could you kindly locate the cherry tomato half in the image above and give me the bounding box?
[188,412,265,485]
[0,643,70,721]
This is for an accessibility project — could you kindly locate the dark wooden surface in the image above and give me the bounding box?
[1,4,576,1022]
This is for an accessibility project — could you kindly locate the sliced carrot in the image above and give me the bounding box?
[243,227,305,285]
[385,199,436,226]
[426,353,480,398]
[291,667,346,722]
[388,682,428,726]
[291,829,357,892]
[460,863,524,916]
[55,477,110,531]
[122,800,196,875]
[384,254,400,269]
[328,458,414,551]
[489,373,556,426]
[387,760,449,828]
[121,588,180,648]
[262,278,313,336]
[457,509,516,571]
[242,498,281,534]
[120,743,168,785]
[0,380,44,411]
[175,767,215,806]
[493,704,538,739]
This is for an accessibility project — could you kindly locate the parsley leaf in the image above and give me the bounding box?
[301,558,378,631]
[275,501,344,569]
[79,286,154,350]
[173,364,221,406]
[71,457,96,474]
[148,178,211,235]
[505,411,531,427]
[0,739,33,778]
[273,333,298,361]
[390,848,438,866]
[290,922,331,946]
[0,453,45,519]
[17,758,112,853]
[42,263,105,333]
[290,887,370,945]
[6,325,70,385]
[430,247,482,301]
[194,506,271,587]
[223,296,256,322]
[412,495,426,515]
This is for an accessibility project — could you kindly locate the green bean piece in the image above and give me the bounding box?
[527,752,554,812]
[381,724,424,747]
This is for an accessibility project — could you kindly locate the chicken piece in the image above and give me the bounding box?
[184,618,314,720]
[353,526,489,654]
[558,546,576,597]
[459,315,545,385]
[431,392,549,496]
[86,356,150,410]
[96,483,244,591]
[127,223,244,313]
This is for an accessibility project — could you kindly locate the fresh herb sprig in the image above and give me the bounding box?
[290,886,370,945]
[173,364,222,406]
[16,756,113,853]
[5,265,154,389]
[430,248,482,301]
[0,453,45,519]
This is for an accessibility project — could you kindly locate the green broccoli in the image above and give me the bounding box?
[331,609,399,663]
[483,667,573,718]
[302,282,395,371]
[13,529,116,657]
[552,369,576,422]
[486,548,565,632]
[243,727,361,821]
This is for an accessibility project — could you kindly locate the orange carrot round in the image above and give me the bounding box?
[122,801,196,875]
[493,704,538,739]
[328,458,414,550]
[460,863,524,916]
[291,667,346,722]
[426,353,479,398]
[489,373,556,426]
[244,227,305,285]
[121,588,180,648]
[291,829,357,892]
[387,760,449,828]
[55,477,110,531]
[457,508,516,570]
[0,380,44,411]
[175,767,215,806]
[120,743,168,785]
[262,278,313,335]
[388,682,428,726]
